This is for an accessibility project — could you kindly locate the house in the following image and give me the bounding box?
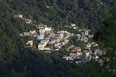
[54,42,61,48]
[26,40,33,47]
[57,45,62,49]
[81,32,85,35]
[84,56,89,62]
[45,31,50,34]
[69,51,83,57]
[68,57,74,63]
[46,6,50,9]
[63,55,72,61]
[55,48,60,51]
[92,42,97,45]
[85,30,89,35]
[38,26,44,29]
[37,34,44,40]
[33,34,39,37]
[63,34,70,40]
[94,55,99,60]
[45,26,51,32]
[35,25,38,27]
[98,59,104,66]
[62,42,65,46]
[75,58,83,64]
[73,26,78,29]
[84,37,88,42]
[83,50,90,56]
[93,44,98,47]
[88,34,94,38]
[38,39,49,50]
[64,31,68,33]
[86,43,91,48]
[94,50,102,55]
[30,30,36,35]
[39,28,45,33]
[49,32,55,38]
[64,39,69,44]
[15,14,23,18]
[49,38,55,44]
[84,47,90,50]
[23,32,31,36]
[45,38,50,40]
[25,19,32,24]
[54,36,60,42]
[87,29,91,32]
[19,33,23,36]
[70,23,76,27]
[71,33,74,36]
[56,31,64,40]
[100,2,103,5]
[38,43,45,50]
[74,47,81,51]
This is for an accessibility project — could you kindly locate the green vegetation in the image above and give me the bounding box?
[0,0,116,77]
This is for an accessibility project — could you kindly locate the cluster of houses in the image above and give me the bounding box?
[75,29,94,42]
[19,21,74,53]
[15,14,32,24]
[19,30,38,37]
[62,29,103,65]
[37,23,74,51]
[65,23,78,29]
[63,45,103,65]
[16,14,104,66]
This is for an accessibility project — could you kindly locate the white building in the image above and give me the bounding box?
[26,40,33,47]
[38,39,49,50]
[15,14,23,18]
[23,32,31,36]
[39,28,45,33]
[85,30,89,35]
[70,23,76,27]
[26,19,32,23]
[86,43,91,48]
[30,30,36,35]
[38,43,45,50]
[45,27,51,31]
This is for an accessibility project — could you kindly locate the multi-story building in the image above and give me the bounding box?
[38,39,49,50]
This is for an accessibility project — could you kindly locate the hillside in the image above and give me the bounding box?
[0,0,115,77]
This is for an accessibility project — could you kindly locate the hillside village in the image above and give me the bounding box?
[16,14,104,66]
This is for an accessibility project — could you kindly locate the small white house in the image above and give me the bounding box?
[30,30,36,34]
[26,40,33,47]
[71,23,76,27]
[15,14,23,18]
[86,43,91,48]
[25,19,32,24]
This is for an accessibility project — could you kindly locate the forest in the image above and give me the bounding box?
[0,0,116,77]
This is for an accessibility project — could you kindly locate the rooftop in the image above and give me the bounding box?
[71,51,81,53]
[38,43,44,45]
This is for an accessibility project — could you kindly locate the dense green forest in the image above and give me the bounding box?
[0,0,116,77]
